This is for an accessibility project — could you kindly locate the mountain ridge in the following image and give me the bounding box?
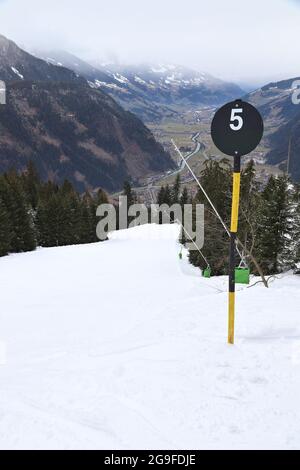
[35,50,244,121]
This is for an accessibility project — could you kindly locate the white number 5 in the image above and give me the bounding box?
[230,108,243,131]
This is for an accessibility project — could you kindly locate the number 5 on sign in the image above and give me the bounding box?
[211,99,263,159]
[230,108,243,131]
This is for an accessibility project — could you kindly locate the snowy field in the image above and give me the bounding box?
[1,223,300,450]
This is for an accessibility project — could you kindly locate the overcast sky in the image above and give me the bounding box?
[0,0,299,86]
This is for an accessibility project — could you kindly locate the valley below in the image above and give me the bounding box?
[132,105,284,202]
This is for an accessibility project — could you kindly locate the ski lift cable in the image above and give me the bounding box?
[238,254,248,269]
[147,166,209,268]
[171,139,245,263]
[150,190,209,265]
[171,139,230,236]
[176,218,210,267]
[148,183,209,266]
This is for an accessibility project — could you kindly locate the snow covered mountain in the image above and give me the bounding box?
[0,35,84,84]
[95,62,244,116]
[247,77,300,123]
[1,223,300,449]
[36,50,244,121]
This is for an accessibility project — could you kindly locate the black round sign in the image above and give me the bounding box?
[211,99,264,157]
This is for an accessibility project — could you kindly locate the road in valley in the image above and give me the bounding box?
[132,131,208,203]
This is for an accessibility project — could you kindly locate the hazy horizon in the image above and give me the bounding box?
[0,0,299,87]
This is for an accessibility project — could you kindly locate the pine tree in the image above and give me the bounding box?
[189,159,232,274]
[36,181,62,247]
[36,181,83,247]
[171,174,181,204]
[293,184,300,270]
[122,181,136,226]
[156,184,172,224]
[80,192,97,244]
[255,175,294,274]
[36,192,63,247]
[61,179,75,197]
[123,181,136,207]
[156,184,172,206]
[95,188,109,206]
[163,185,172,206]
[180,186,190,208]
[59,184,82,246]
[157,186,166,206]
[238,160,260,266]
[0,165,111,254]
[2,171,36,253]
[92,188,109,239]
[22,160,40,210]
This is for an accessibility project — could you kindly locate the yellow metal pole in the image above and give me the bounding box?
[228,157,241,344]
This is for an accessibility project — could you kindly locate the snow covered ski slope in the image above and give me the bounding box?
[1,224,300,449]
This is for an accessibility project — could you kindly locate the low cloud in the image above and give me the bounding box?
[0,0,299,85]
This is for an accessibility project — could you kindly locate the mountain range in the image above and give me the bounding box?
[0,34,174,192]
[36,49,300,182]
[36,50,244,122]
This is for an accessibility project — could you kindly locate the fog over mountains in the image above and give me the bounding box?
[36,49,244,122]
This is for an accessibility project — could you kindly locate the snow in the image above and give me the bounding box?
[134,76,147,85]
[166,74,176,82]
[1,223,300,450]
[46,58,63,66]
[113,73,128,84]
[93,79,125,91]
[11,67,24,79]
[151,66,169,74]
[87,80,97,89]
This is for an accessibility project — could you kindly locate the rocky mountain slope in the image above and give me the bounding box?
[247,77,300,125]
[0,35,174,192]
[0,35,84,84]
[247,77,300,180]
